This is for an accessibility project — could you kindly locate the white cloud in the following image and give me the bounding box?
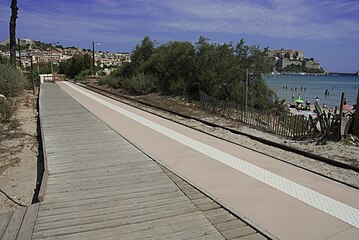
[157,0,359,40]
[1,0,358,46]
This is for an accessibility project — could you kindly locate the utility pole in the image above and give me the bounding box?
[92,41,95,76]
[338,92,345,140]
[18,38,21,69]
[9,0,18,65]
[245,68,249,113]
[37,57,40,75]
[30,56,35,95]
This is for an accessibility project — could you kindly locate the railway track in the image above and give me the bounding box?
[78,82,359,189]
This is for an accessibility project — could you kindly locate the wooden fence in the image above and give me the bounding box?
[199,91,311,138]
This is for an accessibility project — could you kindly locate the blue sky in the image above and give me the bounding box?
[1,0,358,72]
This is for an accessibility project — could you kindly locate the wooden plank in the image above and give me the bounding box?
[46,173,168,195]
[39,186,182,211]
[16,203,40,240]
[207,213,237,225]
[33,212,211,240]
[35,200,196,232]
[192,197,214,205]
[44,179,176,206]
[44,182,177,204]
[195,201,221,211]
[215,219,247,232]
[221,226,257,239]
[47,164,161,182]
[38,192,184,218]
[46,169,163,189]
[33,205,199,239]
[0,207,26,240]
[203,208,229,217]
[232,233,267,240]
[0,211,12,238]
[37,195,189,223]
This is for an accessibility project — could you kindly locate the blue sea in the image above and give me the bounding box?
[264,74,359,107]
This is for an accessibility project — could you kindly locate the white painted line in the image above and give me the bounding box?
[64,81,359,229]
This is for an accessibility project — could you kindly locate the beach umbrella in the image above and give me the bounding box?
[340,104,354,110]
[295,95,303,104]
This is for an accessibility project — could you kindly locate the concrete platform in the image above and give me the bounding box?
[58,81,359,240]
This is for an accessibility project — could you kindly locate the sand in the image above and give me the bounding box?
[0,90,38,214]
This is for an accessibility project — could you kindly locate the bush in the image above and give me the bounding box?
[75,69,92,81]
[121,73,158,95]
[169,78,187,96]
[0,63,26,97]
[98,75,120,88]
[0,99,15,122]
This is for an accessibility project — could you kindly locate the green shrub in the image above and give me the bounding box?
[98,75,120,88]
[121,73,158,95]
[0,100,15,122]
[0,63,26,97]
[75,69,92,82]
[169,78,187,96]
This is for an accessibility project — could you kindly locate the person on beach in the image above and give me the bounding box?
[344,98,348,105]
[316,97,320,104]
[306,101,310,110]
[292,93,295,102]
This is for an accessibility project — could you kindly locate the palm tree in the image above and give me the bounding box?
[9,0,18,65]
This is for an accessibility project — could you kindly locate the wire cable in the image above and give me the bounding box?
[0,189,27,207]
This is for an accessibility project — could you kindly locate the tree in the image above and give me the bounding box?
[118,36,156,78]
[148,41,197,95]
[9,0,18,65]
[104,36,273,109]
[59,54,92,78]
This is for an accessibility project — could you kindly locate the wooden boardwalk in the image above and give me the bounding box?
[0,83,267,240]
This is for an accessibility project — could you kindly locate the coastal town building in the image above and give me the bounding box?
[266,48,323,73]
[0,38,132,72]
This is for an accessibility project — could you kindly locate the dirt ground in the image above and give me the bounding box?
[0,90,38,214]
[89,83,359,188]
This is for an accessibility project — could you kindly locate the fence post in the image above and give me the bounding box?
[338,92,345,140]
